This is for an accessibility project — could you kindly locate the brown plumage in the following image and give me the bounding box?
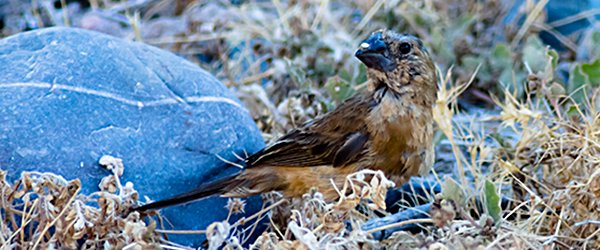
[133,30,437,212]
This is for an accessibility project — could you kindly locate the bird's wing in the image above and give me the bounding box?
[246,94,373,168]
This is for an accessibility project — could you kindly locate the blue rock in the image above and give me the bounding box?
[0,27,265,246]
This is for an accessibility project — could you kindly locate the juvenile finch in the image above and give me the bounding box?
[134,30,437,212]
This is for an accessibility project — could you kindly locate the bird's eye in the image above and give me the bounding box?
[399,42,412,54]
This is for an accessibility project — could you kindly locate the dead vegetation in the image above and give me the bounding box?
[0,156,160,249]
[1,0,599,249]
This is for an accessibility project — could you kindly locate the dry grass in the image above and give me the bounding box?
[1,0,599,249]
[0,156,161,249]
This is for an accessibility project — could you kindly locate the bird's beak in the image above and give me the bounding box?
[355,32,395,72]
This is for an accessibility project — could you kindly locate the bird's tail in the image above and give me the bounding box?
[132,175,242,212]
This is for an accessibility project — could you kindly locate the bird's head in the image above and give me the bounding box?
[355,30,437,98]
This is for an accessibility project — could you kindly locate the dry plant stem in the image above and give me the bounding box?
[242,202,269,244]
[19,197,30,244]
[145,33,230,45]
[31,186,81,249]
[0,219,4,246]
[159,245,193,250]
[351,0,385,38]
[21,198,39,244]
[245,54,271,76]
[159,238,195,250]
[503,198,531,221]
[89,0,98,9]
[154,229,206,235]
[396,2,432,40]
[510,172,578,236]
[511,0,549,48]
[269,213,285,239]
[271,0,290,31]
[122,243,138,250]
[311,224,324,234]
[232,199,286,228]
[128,12,143,42]
[215,154,245,169]
[3,203,36,248]
[60,0,70,26]
[242,213,268,244]
[486,232,520,250]
[551,209,566,249]
[31,0,45,28]
[548,8,600,28]
[436,66,479,186]
[460,66,482,185]
[532,23,577,52]
[239,85,288,130]
[226,204,233,222]
[224,69,276,86]
[6,182,25,229]
[583,228,600,249]
[310,0,329,30]
[351,209,370,221]
[365,218,433,234]
[218,37,236,87]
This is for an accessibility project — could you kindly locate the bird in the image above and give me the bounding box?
[133,30,438,212]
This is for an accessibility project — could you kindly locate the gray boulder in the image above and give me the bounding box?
[0,27,265,246]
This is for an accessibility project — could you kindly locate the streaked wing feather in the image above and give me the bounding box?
[333,133,369,167]
[246,93,373,168]
[246,130,336,167]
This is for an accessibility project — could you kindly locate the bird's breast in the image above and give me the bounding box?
[366,93,434,180]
